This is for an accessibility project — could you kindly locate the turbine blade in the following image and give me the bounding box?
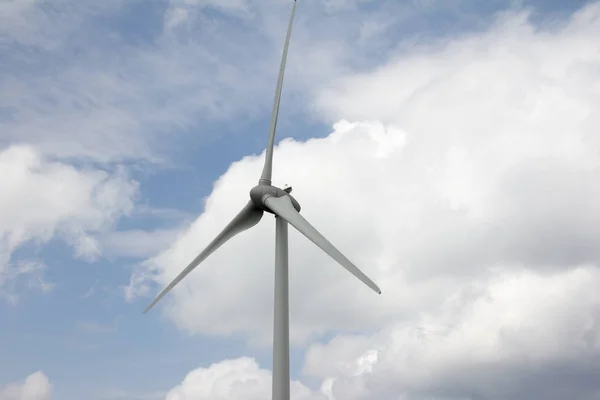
[264,195,381,294]
[259,0,298,185]
[144,201,263,313]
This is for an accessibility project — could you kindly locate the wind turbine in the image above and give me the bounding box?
[144,1,381,399]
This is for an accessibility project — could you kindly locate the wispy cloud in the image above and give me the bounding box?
[79,280,99,299]
[75,316,122,334]
[101,389,165,400]
[0,260,54,305]
[101,228,183,259]
[0,145,137,295]
[1,0,488,165]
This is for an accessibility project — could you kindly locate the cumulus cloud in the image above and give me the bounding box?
[0,145,138,298]
[136,1,600,340]
[131,122,409,344]
[0,371,51,400]
[304,266,600,400]
[135,2,600,398]
[165,357,324,400]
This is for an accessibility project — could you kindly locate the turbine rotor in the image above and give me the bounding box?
[249,184,301,214]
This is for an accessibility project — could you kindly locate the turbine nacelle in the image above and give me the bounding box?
[250,184,301,214]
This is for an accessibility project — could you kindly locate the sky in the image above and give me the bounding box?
[1,0,600,399]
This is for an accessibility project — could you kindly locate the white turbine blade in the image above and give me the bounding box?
[259,0,297,184]
[264,195,382,294]
[144,201,263,313]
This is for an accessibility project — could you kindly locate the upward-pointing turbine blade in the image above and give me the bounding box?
[144,201,263,313]
[259,0,297,185]
[263,195,382,294]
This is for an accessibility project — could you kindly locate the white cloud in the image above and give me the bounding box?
[76,316,122,334]
[1,0,465,164]
[0,0,42,46]
[102,389,165,400]
[0,261,54,305]
[0,0,596,397]
[101,228,183,259]
[303,266,600,399]
[132,124,412,344]
[165,357,324,400]
[169,0,251,14]
[315,3,600,129]
[0,0,281,162]
[0,371,51,400]
[0,145,138,297]
[1,0,229,163]
[0,0,126,48]
[136,2,600,397]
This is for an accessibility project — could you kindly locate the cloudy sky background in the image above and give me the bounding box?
[2,0,600,399]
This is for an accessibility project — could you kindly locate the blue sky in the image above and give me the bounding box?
[2,0,600,399]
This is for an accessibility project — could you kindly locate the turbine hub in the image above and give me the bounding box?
[249,184,301,213]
